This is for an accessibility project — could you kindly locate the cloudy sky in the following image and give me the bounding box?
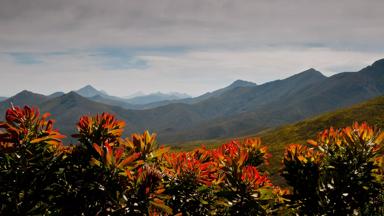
[0,0,383,97]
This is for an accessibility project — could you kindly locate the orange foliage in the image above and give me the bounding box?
[0,106,65,151]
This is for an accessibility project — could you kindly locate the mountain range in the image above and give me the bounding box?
[74,85,192,110]
[0,58,383,144]
[124,91,146,99]
[175,92,384,182]
[125,92,191,104]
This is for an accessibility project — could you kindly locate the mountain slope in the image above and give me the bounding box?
[85,80,255,110]
[88,94,139,109]
[48,92,65,99]
[185,79,257,104]
[75,84,191,110]
[156,68,328,142]
[1,59,383,146]
[159,60,384,143]
[0,91,137,139]
[175,95,384,174]
[36,92,209,142]
[39,92,134,140]
[171,79,258,105]
[126,92,191,105]
[76,85,107,98]
[124,91,145,99]
[0,91,49,118]
[137,79,257,108]
[76,85,144,109]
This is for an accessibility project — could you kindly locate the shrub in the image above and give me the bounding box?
[211,140,286,215]
[3,106,382,215]
[0,106,285,215]
[0,106,68,214]
[282,122,384,215]
[161,139,285,215]
[162,148,220,215]
[68,113,171,215]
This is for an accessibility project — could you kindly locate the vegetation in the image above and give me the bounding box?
[0,106,286,215]
[0,105,383,215]
[175,95,384,177]
[282,122,384,215]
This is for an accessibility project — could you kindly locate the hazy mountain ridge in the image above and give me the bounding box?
[125,92,191,105]
[175,94,384,174]
[0,90,49,113]
[173,79,258,105]
[124,91,145,99]
[1,58,383,144]
[48,92,65,99]
[74,85,192,109]
[160,60,384,143]
[76,85,108,98]
[39,92,136,141]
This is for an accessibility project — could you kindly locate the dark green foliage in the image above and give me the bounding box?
[0,106,68,214]
[282,123,384,215]
[281,144,321,214]
[1,105,383,215]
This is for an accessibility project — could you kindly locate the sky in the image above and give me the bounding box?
[0,0,383,97]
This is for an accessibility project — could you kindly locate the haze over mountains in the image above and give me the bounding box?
[76,85,109,98]
[125,92,191,105]
[74,85,192,110]
[1,58,383,144]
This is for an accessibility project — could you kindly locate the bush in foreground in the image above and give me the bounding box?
[0,106,285,215]
[1,105,383,215]
[282,122,384,215]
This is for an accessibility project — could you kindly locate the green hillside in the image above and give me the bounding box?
[173,95,384,178]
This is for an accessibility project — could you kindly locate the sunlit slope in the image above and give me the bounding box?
[175,95,384,173]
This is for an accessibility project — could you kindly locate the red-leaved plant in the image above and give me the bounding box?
[282,122,384,215]
[0,106,288,215]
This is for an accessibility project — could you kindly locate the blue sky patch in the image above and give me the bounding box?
[7,52,43,65]
[92,46,187,70]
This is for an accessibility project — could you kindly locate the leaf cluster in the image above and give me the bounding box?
[282,122,384,215]
[0,106,285,215]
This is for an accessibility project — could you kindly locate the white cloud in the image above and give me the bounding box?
[0,0,383,51]
[0,47,382,97]
[0,0,383,96]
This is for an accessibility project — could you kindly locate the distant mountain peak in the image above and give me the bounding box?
[1,90,48,108]
[372,58,384,68]
[18,90,34,95]
[229,80,257,88]
[290,68,326,80]
[61,91,89,103]
[302,68,323,75]
[126,92,191,105]
[13,90,46,99]
[359,58,384,76]
[78,85,97,91]
[48,91,65,99]
[76,85,107,98]
[66,91,84,97]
